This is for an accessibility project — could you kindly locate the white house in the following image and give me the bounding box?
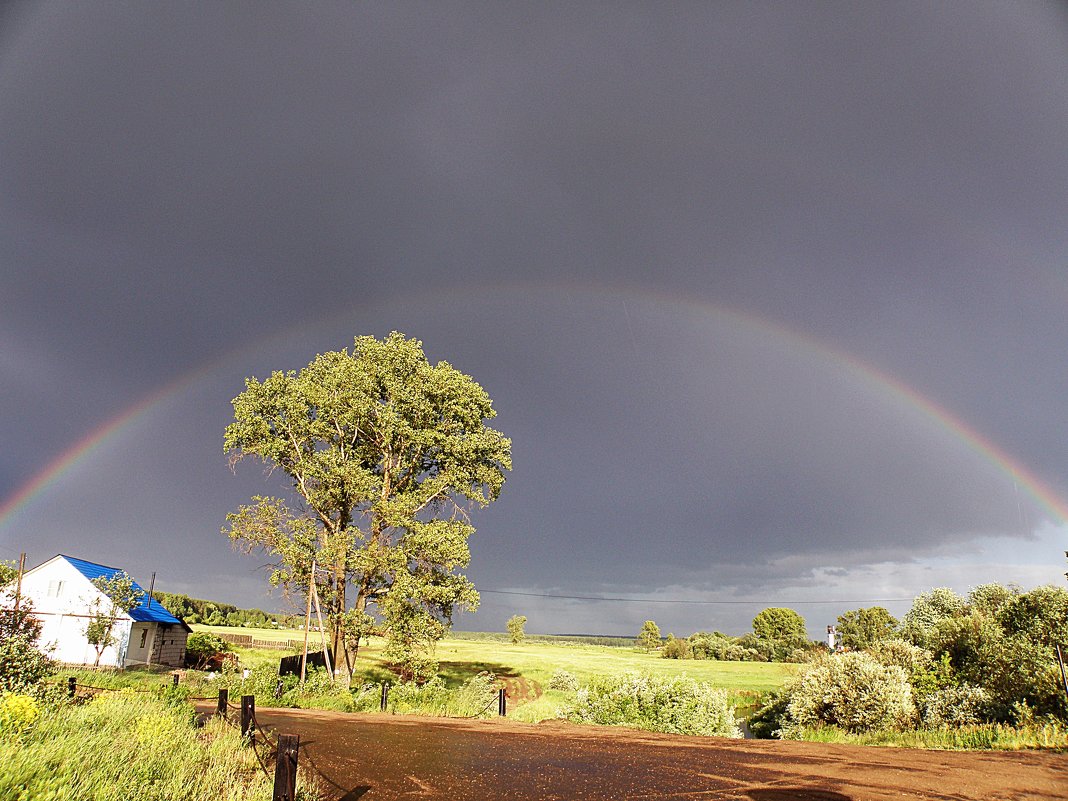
[11,555,191,669]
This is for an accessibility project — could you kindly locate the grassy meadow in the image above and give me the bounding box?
[191,624,796,722]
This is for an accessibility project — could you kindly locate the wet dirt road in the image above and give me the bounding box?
[214,705,1068,801]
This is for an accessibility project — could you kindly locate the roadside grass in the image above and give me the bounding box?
[0,691,322,800]
[790,722,1068,751]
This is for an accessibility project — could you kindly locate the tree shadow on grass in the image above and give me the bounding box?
[437,660,520,687]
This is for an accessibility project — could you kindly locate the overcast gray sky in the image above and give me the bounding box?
[2,2,1067,637]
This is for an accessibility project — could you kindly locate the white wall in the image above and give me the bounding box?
[16,557,132,668]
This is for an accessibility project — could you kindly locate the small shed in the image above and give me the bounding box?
[12,554,191,669]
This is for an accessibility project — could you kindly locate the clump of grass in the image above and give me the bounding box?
[789,721,1068,751]
[0,691,322,800]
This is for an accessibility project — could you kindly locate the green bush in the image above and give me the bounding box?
[660,635,693,659]
[0,694,40,740]
[562,671,740,737]
[548,669,579,692]
[184,632,234,669]
[785,652,916,733]
[922,684,990,727]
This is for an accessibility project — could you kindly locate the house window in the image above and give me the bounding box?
[47,580,65,597]
[139,629,148,649]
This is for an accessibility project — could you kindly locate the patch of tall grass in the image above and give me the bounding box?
[0,691,322,800]
[790,721,1068,751]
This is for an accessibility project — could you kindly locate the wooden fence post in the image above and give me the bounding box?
[272,734,300,801]
[241,695,255,740]
[172,673,179,687]
[498,687,506,716]
[380,682,389,712]
[217,688,228,717]
[68,676,76,699]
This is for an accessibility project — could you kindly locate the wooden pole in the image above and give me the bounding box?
[272,734,300,801]
[310,578,334,683]
[13,553,25,614]
[68,676,76,698]
[217,688,228,717]
[300,561,315,684]
[498,687,506,716]
[241,695,255,740]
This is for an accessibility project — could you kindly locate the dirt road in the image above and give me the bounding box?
[209,705,1068,801]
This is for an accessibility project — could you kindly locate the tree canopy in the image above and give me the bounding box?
[835,606,898,650]
[224,332,511,679]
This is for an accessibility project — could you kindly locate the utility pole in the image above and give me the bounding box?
[13,552,26,614]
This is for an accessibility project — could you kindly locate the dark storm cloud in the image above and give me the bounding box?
[2,2,1067,633]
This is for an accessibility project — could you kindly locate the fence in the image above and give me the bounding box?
[214,632,310,651]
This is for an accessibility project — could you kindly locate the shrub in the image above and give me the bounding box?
[548,669,579,692]
[922,684,990,727]
[748,692,790,739]
[660,635,692,660]
[562,671,740,737]
[184,632,234,669]
[0,694,40,740]
[0,634,53,695]
[786,652,916,733]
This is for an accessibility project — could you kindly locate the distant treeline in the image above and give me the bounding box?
[152,591,301,628]
[450,630,635,648]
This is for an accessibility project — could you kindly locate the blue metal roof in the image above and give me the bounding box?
[62,555,184,625]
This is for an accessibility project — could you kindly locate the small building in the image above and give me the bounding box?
[11,554,191,669]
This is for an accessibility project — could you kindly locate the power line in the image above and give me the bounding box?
[480,589,913,605]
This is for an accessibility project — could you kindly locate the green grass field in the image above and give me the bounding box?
[192,624,795,721]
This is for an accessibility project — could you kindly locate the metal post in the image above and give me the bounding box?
[380,682,389,712]
[498,687,506,716]
[217,688,228,717]
[68,676,76,699]
[241,695,255,740]
[272,734,300,801]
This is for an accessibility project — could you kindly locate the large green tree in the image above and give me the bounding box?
[835,606,898,650]
[224,333,511,678]
[752,607,808,661]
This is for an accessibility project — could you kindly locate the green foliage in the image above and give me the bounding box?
[660,634,692,659]
[184,632,235,669]
[224,332,511,675]
[783,652,917,734]
[0,694,40,740]
[922,684,991,727]
[85,571,145,667]
[635,620,661,651]
[901,587,966,649]
[548,669,579,692]
[506,614,527,644]
[898,584,1068,722]
[748,691,790,739]
[835,606,898,650]
[752,607,807,640]
[562,671,740,737]
[0,561,17,587]
[0,601,53,694]
[0,692,321,800]
[153,592,283,628]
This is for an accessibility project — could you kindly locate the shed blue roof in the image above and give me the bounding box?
[62,555,184,625]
